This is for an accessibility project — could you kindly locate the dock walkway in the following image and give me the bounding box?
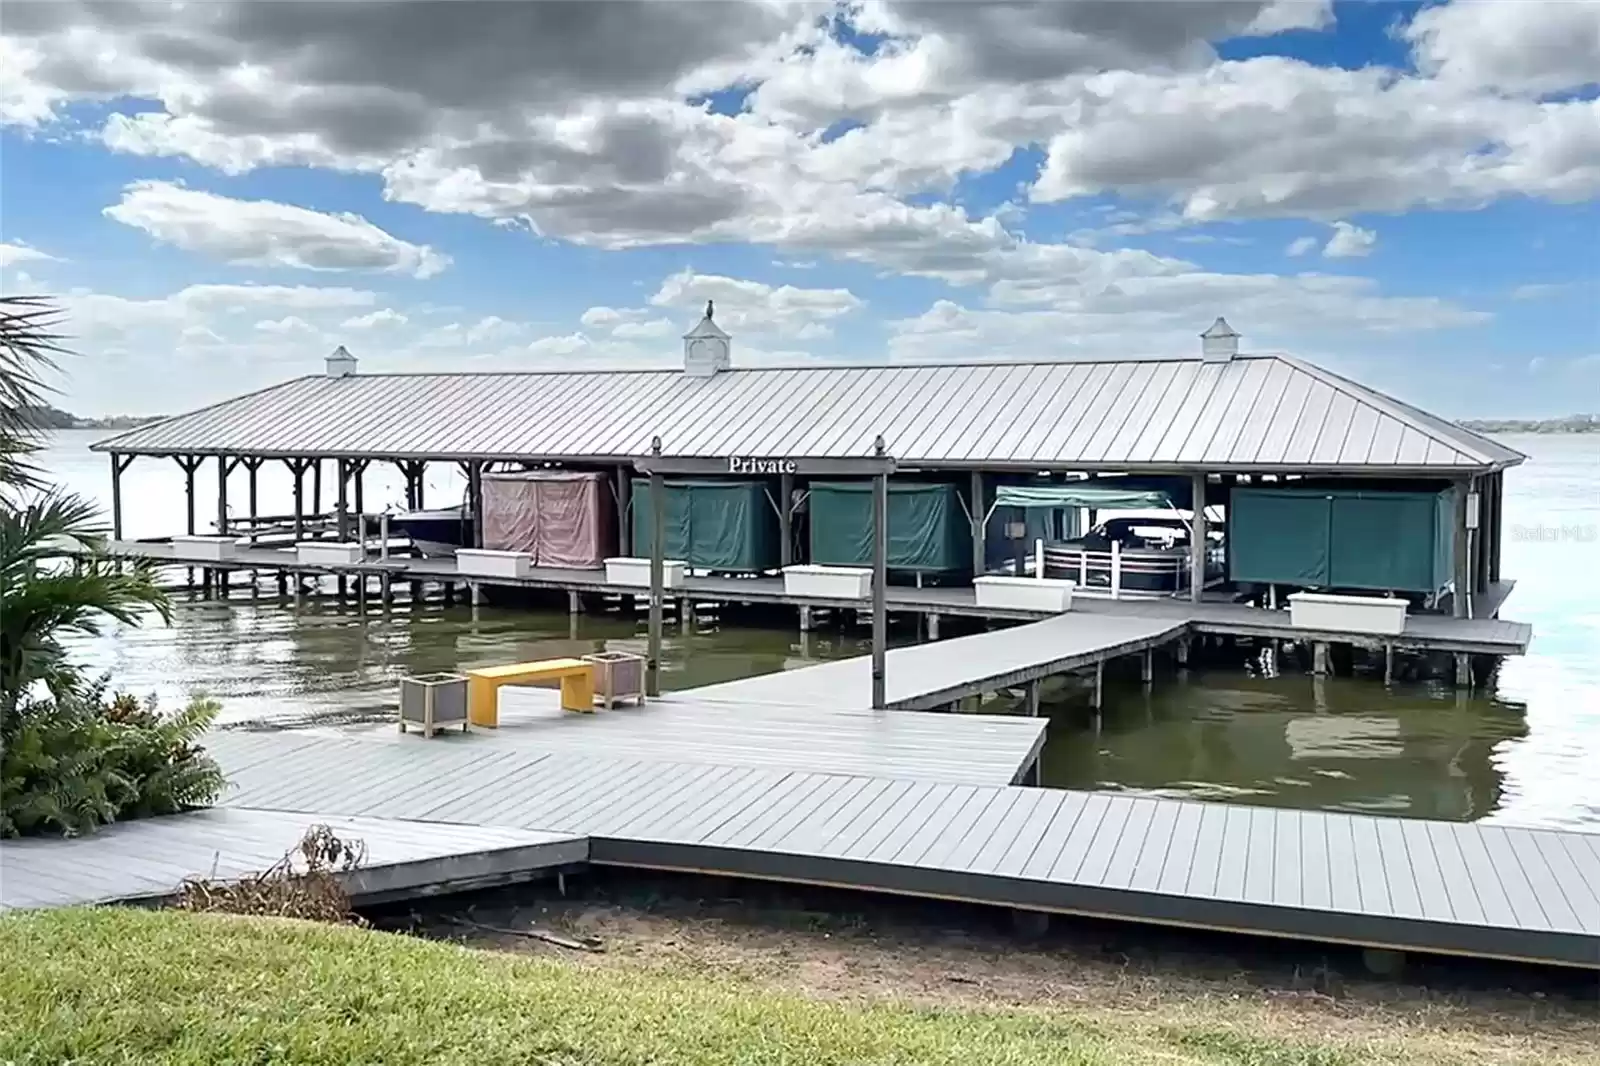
[0,807,585,911]
[304,688,1049,787]
[25,730,1588,969]
[108,540,1531,656]
[693,611,1184,710]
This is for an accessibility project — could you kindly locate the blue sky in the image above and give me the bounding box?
[1,0,1596,417]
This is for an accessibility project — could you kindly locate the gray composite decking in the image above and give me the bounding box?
[691,611,1185,710]
[108,540,1531,655]
[190,732,1600,968]
[0,808,586,911]
[312,686,1048,786]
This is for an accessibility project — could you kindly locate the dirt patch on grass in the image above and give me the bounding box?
[380,869,1599,1065]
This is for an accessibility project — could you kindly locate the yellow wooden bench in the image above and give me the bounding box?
[466,658,595,727]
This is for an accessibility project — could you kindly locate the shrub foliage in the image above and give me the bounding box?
[0,294,225,837]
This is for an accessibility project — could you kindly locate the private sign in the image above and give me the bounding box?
[727,457,799,475]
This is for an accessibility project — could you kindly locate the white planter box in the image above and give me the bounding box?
[456,548,532,580]
[605,557,686,588]
[399,672,469,736]
[171,535,238,562]
[1288,592,1407,636]
[974,575,1075,613]
[296,541,366,567]
[782,564,872,599]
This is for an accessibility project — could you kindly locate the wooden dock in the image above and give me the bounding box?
[0,808,586,911]
[106,540,1531,657]
[278,687,1050,787]
[120,733,1600,968]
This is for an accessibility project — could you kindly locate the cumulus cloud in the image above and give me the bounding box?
[104,181,450,277]
[0,241,57,268]
[1322,221,1377,259]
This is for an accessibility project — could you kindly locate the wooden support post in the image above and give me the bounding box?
[1141,647,1153,684]
[413,461,426,510]
[109,454,133,541]
[1313,642,1330,676]
[1026,679,1040,717]
[175,456,201,534]
[1176,635,1190,667]
[244,458,262,541]
[1454,652,1472,688]
[615,465,632,555]
[466,460,483,550]
[311,459,323,518]
[288,458,307,541]
[1383,644,1395,685]
[647,438,665,699]
[969,470,985,578]
[335,458,350,541]
[871,437,889,710]
[1091,660,1104,710]
[352,459,367,522]
[216,455,235,535]
[926,612,941,641]
[779,470,795,567]
[1189,471,1208,603]
[1488,470,1503,585]
[568,590,581,616]
[1452,477,1470,618]
[798,605,814,632]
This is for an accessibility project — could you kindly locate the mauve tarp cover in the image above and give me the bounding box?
[482,471,612,568]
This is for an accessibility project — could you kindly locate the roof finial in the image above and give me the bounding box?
[705,299,714,320]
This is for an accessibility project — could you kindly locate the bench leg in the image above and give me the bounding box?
[468,678,499,728]
[560,673,595,712]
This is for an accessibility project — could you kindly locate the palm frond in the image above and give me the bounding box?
[0,295,69,497]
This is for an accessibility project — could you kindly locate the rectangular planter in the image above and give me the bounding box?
[399,672,469,736]
[974,575,1075,613]
[171,535,238,562]
[782,564,872,600]
[604,557,686,588]
[1288,592,1408,636]
[583,652,646,709]
[456,548,532,580]
[296,541,365,567]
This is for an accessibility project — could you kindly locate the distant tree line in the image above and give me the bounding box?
[17,404,162,431]
[1459,414,1598,434]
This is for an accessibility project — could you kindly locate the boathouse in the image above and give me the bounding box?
[93,311,1523,624]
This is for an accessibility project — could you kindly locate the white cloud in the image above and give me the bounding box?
[647,269,863,339]
[1404,1,1600,96]
[104,181,450,278]
[0,241,57,268]
[342,308,409,330]
[1322,221,1377,259]
[1286,236,1318,257]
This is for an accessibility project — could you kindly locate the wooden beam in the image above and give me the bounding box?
[109,454,132,541]
[969,470,986,578]
[1189,472,1208,603]
[779,470,794,567]
[1452,478,1471,619]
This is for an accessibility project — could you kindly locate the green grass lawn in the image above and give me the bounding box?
[0,908,1585,1065]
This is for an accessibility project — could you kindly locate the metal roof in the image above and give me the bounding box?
[92,354,1524,473]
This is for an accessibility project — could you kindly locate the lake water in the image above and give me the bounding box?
[44,431,1600,831]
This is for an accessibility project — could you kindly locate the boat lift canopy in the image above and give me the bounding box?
[992,485,1174,512]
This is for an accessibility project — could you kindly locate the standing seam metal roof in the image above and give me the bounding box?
[91,355,1524,472]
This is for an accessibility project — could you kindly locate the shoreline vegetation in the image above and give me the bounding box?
[1459,414,1597,434]
[20,404,163,431]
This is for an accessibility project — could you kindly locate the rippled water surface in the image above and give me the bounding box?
[47,432,1600,830]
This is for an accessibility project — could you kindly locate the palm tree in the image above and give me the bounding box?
[0,296,169,721]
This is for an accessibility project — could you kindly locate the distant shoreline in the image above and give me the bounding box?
[1460,416,1597,434]
[23,406,165,432]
